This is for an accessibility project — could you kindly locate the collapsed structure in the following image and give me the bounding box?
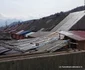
[51,11,85,31]
[59,31,85,50]
[0,11,85,55]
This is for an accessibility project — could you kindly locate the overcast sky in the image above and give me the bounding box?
[0,0,84,20]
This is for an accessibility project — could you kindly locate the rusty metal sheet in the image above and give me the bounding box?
[59,31,85,41]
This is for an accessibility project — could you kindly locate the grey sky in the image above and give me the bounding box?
[0,0,84,20]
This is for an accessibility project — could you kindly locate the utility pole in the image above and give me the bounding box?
[84,0,85,9]
[5,21,8,28]
[84,0,85,13]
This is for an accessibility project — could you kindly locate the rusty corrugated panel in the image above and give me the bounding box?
[59,31,85,41]
[29,31,51,37]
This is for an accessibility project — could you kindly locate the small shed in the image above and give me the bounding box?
[59,31,85,50]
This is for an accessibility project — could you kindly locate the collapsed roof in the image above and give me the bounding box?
[51,11,85,31]
[0,32,66,55]
[59,31,85,41]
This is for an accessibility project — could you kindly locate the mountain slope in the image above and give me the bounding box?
[1,6,85,32]
[0,14,21,27]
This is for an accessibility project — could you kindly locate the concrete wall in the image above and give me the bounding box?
[0,52,85,70]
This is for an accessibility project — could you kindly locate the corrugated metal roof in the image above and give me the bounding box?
[0,47,10,55]
[59,31,85,41]
[51,11,85,31]
[19,30,31,35]
[37,40,67,52]
[25,32,35,37]
[0,39,38,53]
[0,32,59,53]
[28,31,51,37]
[0,31,65,54]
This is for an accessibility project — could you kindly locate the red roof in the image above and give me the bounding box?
[59,31,85,41]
